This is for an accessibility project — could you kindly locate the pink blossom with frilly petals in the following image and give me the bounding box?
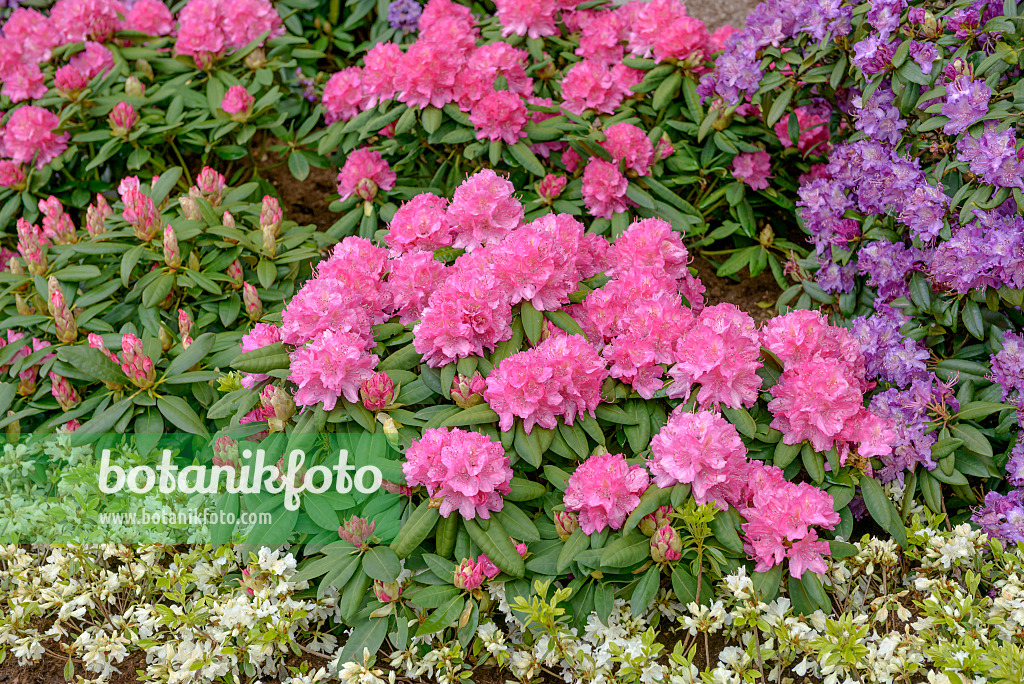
[2,107,69,170]
[403,427,512,520]
[667,303,762,409]
[222,86,255,115]
[707,24,736,53]
[731,151,773,190]
[629,0,709,63]
[601,123,654,176]
[768,359,866,452]
[0,162,25,189]
[289,330,378,411]
[414,271,513,366]
[447,169,524,251]
[494,0,561,38]
[316,239,391,315]
[581,158,628,219]
[488,213,585,310]
[608,218,691,282]
[602,333,664,398]
[69,43,115,80]
[761,310,867,388]
[836,408,897,461]
[536,174,567,201]
[419,0,476,32]
[454,43,532,110]
[2,8,59,63]
[55,65,89,94]
[240,322,281,388]
[175,0,226,67]
[50,0,125,43]
[280,277,375,347]
[386,251,448,324]
[564,452,649,534]
[485,334,608,432]
[127,0,175,35]
[385,193,455,254]
[470,91,529,144]
[562,147,582,173]
[2,64,47,103]
[774,106,832,156]
[577,233,611,279]
[323,67,367,124]
[221,0,285,49]
[785,530,831,577]
[394,41,461,109]
[576,10,626,64]
[337,149,396,201]
[363,42,403,107]
[610,63,644,98]
[561,60,622,115]
[648,411,748,506]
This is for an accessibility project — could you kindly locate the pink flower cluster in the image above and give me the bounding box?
[453,554,500,590]
[337,149,397,201]
[647,409,840,577]
[774,105,832,156]
[731,150,773,190]
[0,106,69,169]
[403,427,512,519]
[485,334,608,433]
[175,0,284,69]
[763,310,896,461]
[240,323,281,389]
[564,451,650,534]
[1,331,55,397]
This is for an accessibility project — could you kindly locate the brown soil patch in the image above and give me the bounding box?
[691,255,782,325]
[258,152,339,231]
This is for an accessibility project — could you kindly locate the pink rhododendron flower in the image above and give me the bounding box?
[2,8,59,64]
[385,193,455,254]
[222,86,255,117]
[774,106,832,156]
[485,334,608,432]
[487,213,586,310]
[2,64,47,103]
[731,151,773,190]
[564,451,649,534]
[494,0,561,38]
[403,427,512,519]
[289,330,378,411]
[38,196,75,244]
[668,303,763,409]
[469,91,529,144]
[1,107,69,170]
[581,158,628,219]
[453,43,532,110]
[394,41,462,109]
[785,530,831,577]
[127,0,175,35]
[69,42,115,80]
[561,60,623,115]
[576,10,626,64]
[601,122,654,176]
[386,252,448,325]
[768,359,866,452]
[55,65,89,94]
[280,276,375,347]
[50,0,125,43]
[176,0,282,69]
[337,149,396,201]
[648,411,748,506]
[651,524,683,563]
[629,0,709,63]
[0,162,25,189]
[363,42,403,107]
[761,310,867,385]
[323,67,367,124]
[414,271,513,366]
[447,169,524,250]
[453,554,502,589]
[240,322,281,388]
[607,218,694,285]
[221,0,285,48]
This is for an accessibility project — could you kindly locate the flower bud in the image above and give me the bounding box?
[120,333,156,388]
[450,373,486,409]
[262,385,295,431]
[85,194,112,236]
[381,414,403,449]
[243,282,262,321]
[654,134,674,160]
[227,260,244,289]
[650,524,683,564]
[163,225,181,269]
[48,372,80,411]
[187,250,201,272]
[260,196,282,237]
[158,325,174,352]
[179,195,201,221]
[381,480,414,496]
[513,539,528,558]
[945,58,972,80]
[221,85,255,122]
[109,102,137,138]
[355,177,378,202]
[453,558,484,591]
[374,579,403,603]
[6,413,20,443]
[262,224,277,258]
[554,510,579,541]
[338,516,377,549]
[195,168,226,206]
[135,58,155,81]
[212,435,240,469]
[15,294,35,316]
[38,196,76,244]
[0,161,26,190]
[361,371,397,411]
[244,48,267,70]
[178,309,193,349]
[639,505,674,537]
[125,75,146,98]
[47,276,77,344]
[536,173,567,203]
[222,210,236,228]
[55,65,88,97]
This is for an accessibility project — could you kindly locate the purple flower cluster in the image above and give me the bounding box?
[858,240,928,303]
[975,486,1024,544]
[388,0,422,33]
[990,331,1024,415]
[942,73,991,135]
[957,126,1024,189]
[853,85,906,144]
[698,0,851,103]
[869,377,957,483]
[931,208,1024,293]
[851,311,930,387]
[865,0,905,39]
[852,34,897,75]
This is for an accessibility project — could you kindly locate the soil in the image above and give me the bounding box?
[0,652,146,684]
[260,153,340,232]
[691,255,783,325]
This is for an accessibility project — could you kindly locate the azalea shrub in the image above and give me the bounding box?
[0,166,338,438]
[697,0,1024,539]
[201,175,933,654]
[0,0,326,231]
[314,0,820,282]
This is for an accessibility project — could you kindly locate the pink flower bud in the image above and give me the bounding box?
[536,174,567,202]
[261,385,295,431]
[554,510,579,541]
[221,85,255,121]
[179,195,201,221]
[373,579,403,603]
[48,372,80,411]
[195,167,226,206]
[338,515,377,549]
[360,371,397,411]
[88,332,121,365]
[355,177,378,201]
[178,309,193,349]
[212,435,240,469]
[0,161,25,190]
[381,480,415,496]
[38,196,76,244]
[163,225,181,269]
[260,196,283,237]
[86,194,112,236]
[454,556,498,591]
[513,539,528,558]
[48,276,78,344]
[650,524,683,564]
[16,218,48,275]
[450,373,487,409]
[222,210,236,229]
[227,260,244,289]
[121,187,161,241]
[120,333,156,388]
[655,134,674,160]
[639,505,674,537]
[243,282,262,321]
[109,102,137,137]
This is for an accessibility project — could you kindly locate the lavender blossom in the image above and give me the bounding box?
[943,75,991,135]
[388,0,422,33]
[957,127,1024,190]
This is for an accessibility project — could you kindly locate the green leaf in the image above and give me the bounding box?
[339,618,389,664]
[956,401,1011,421]
[962,300,985,339]
[506,477,547,501]
[287,152,310,181]
[496,503,540,542]
[859,475,908,548]
[57,346,128,385]
[521,301,543,345]
[765,86,795,127]
[303,493,340,531]
[464,517,525,577]
[231,342,289,373]
[753,564,783,602]
[631,567,661,616]
[557,527,589,573]
[828,540,859,558]
[440,404,500,427]
[510,142,545,175]
[157,395,209,435]
[652,71,683,111]
[421,106,443,134]
[951,424,994,457]
[390,499,440,558]
[622,484,672,534]
[722,406,756,438]
[416,596,465,636]
[600,533,649,568]
[142,272,174,308]
[164,333,215,377]
[363,546,402,582]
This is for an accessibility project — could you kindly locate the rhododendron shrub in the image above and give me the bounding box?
[315,0,810,273]
[218,180,914,640]
[0,167,334,437]
[704,0,1024,540]
[0,0,319,231]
